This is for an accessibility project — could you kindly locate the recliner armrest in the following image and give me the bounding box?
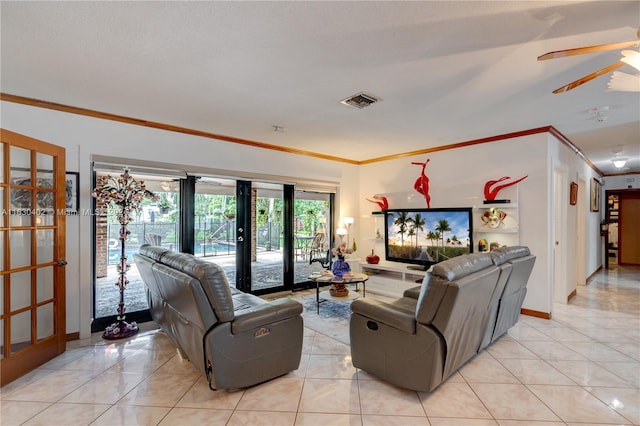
[232,298,303,334]
[351,299,416,334]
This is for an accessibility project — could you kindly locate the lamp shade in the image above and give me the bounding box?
[336,227,348,236]
[344,217,354,225]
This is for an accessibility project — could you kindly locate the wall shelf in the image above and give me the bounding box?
[472,188,520,252]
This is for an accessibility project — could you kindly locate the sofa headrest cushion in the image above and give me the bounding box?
[155,251,235,322]
[138,244,170,262]
[432,253,494,281]
[490,246,531,266]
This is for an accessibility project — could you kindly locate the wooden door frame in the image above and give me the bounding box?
[609,188,640,265]
[0,129,66,385]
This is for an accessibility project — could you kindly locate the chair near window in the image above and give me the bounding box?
[294,235,306,262]
[145,233,162,246]
[307,232,325,261]
[310,248,332,270]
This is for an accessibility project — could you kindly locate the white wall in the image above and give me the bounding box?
[603,174,639,191]
[358,134,554,314]
[2,100,603,331]
[357,132,601,316]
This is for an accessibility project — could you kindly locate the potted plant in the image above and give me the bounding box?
[158,198,171,214]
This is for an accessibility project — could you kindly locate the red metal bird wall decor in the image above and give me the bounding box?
[484,175,528,202]
[366,195,389,211]
[411,158,431,208]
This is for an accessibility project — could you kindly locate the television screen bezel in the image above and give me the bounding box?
[384,207,474,269]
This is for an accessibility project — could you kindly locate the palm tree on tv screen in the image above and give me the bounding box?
[436,219,451,260]
[409,213,426,251]
[394,212,409,246]
[427,230,439,260]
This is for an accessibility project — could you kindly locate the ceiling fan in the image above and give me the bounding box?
[538,28,640,93]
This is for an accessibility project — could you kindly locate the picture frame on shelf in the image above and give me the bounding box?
[590,178,600,212]
[570,181,578,206]
[66,172,79,214]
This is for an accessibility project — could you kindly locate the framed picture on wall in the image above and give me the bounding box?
[570,182,578,206]
[66,172,79,214]
[590,178,600,212]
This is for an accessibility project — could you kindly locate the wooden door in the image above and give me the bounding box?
[619,193,640,265]
[1,129,67,385]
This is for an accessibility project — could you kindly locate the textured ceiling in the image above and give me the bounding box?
[1,1,639,175]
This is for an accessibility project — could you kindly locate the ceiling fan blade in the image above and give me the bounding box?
[538,40,640,61]
[552,61,625,93]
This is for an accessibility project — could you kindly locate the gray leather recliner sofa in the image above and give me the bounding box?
[134,245,304,390]
[349,246,535,392]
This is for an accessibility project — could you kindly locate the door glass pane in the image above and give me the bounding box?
[0,275,4,315]
[10,146,30,181]
[0,142,4,183]
[0,319,4,359]
[10,270,31,311]
[0,230,4,270]
[10,230,31,269]
[10,187,32,211]
[37,304,54,341]
[252,183,284,291]
[294,191,332,284]
[37,267,54,303]
[35,153,54,189]
[194,177,237,286]
[10,310,31,354]
[36,229,54,264]
[36,190,55,226]
[94,172,178,320]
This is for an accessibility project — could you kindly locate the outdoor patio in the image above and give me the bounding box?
[95,251,326,319]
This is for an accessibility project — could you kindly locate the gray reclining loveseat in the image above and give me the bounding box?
[350,246,535,392]
[134,245,304,390]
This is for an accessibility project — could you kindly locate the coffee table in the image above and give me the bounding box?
[308,272,369,314]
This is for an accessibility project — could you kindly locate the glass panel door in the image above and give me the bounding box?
[93,172,179,330]
[1,130,66,386]
[193,177,237,285]
[251,183,285,292]
[294,190,333,287]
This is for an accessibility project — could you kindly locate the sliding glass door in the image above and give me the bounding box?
[293,190,334,289]
[93,166,336,329]
[193,177,237,283]
[92,172,180,332]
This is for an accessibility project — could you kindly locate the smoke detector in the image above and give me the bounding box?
[340,92,381,109]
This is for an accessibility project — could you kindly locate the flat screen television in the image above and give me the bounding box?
[384,207,473,270]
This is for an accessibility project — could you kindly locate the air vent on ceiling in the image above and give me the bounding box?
[340,92,381,109]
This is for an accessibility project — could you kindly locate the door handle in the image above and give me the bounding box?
[237,236,244,242]
[57,259,68,266]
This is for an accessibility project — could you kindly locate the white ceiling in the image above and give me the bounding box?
[1,1,639,175]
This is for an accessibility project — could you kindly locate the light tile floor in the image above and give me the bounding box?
[2,265,639,425]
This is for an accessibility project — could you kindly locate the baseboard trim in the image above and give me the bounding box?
[586,266,602,285]
[66,332,80,342]
[520,308,551,320]
[567,289,577,303]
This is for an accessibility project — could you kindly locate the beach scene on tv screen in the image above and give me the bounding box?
[386,210,471,263]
